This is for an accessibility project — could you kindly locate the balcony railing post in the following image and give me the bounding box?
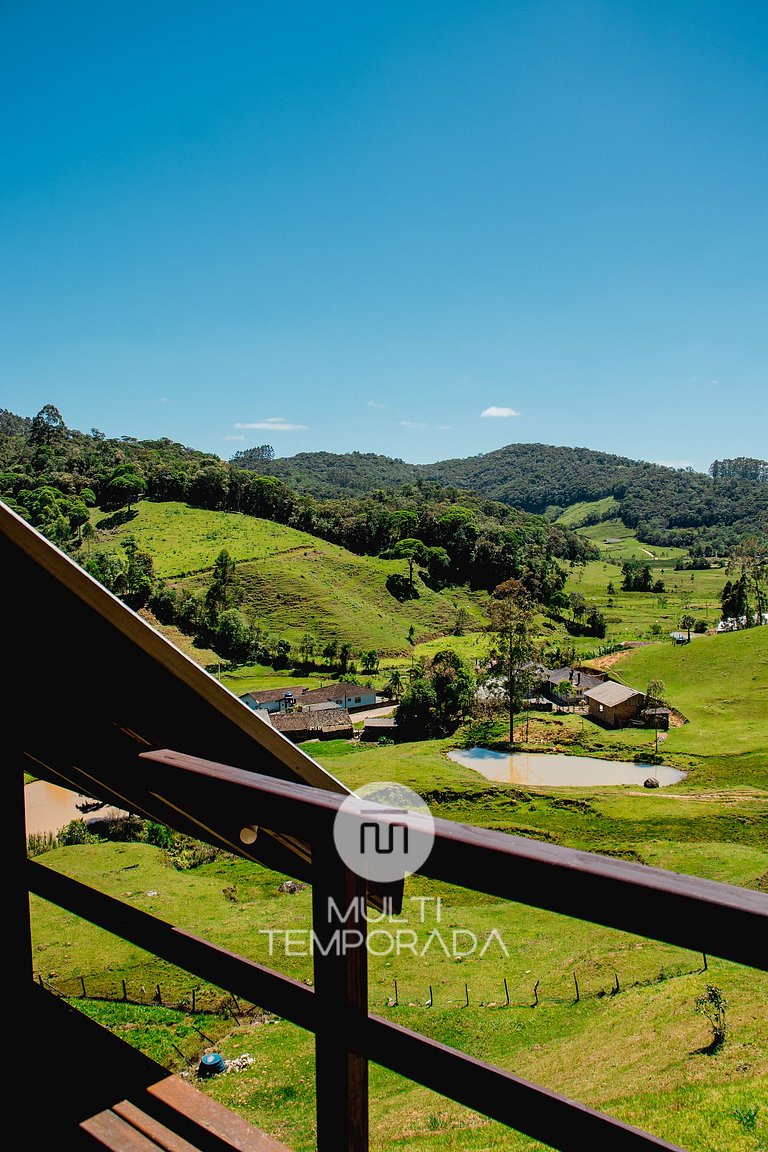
[311,832,369,1152]
[18,767,33,984]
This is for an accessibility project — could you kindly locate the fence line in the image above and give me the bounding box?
[37,951,708,1017]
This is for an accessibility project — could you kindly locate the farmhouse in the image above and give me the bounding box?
[239,686,301,713]
[542,667,604,705]
[583,681,645,727]
[297,683,377,711]
[269,708,354,742]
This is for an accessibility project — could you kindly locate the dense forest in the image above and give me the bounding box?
[252,443,768,553]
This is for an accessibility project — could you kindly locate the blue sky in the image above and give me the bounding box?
[2,1,766,472]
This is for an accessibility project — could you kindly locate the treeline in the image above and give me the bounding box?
[0,406,595,606]
[247,442,768,554]
[709,457,768,483]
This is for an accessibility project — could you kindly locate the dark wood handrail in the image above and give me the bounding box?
[139,748,767,969]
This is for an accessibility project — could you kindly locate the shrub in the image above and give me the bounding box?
[57,819,97,846]
[27,830,56,857]
[694,984,727,1051]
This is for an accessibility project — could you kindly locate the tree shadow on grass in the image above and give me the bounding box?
[690,1036,725,1056]
[96,509,138,530]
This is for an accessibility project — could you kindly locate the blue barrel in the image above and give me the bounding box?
[198,1052,226,1077]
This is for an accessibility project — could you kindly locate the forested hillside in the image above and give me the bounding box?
[250,443,768,553]
[0,405,594,608]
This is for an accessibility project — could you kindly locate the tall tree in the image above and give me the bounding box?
[679,613,695,642]
[396,650,474,737]
[205,549,242,616]
[645,678,667,756]
[384,537,428,589]
[485,586,539,745]
[727,533,768,626]
[29,403,66,446]
[299,633,316,667]
[322,638,338,669]
[386,669,404,700]
[338,642,353,675]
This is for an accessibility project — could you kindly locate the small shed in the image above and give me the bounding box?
[361,717,399,741]
[584,682,645,728]
[641,707,672,731]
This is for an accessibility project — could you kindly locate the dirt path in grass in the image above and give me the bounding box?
[624,788,767,802]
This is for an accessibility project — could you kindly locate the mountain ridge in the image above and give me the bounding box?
[238,441,768,552]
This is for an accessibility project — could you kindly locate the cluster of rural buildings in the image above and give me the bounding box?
[238,681,396,743]
[238,663,671,746]
[524,663,671,729]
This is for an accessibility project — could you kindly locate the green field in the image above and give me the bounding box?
[609,627,768,756]
[555,496,620,527]
[562,558,730,652]
[573,518,686,562]
[95,501,324,577]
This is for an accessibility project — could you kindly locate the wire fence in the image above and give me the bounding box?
[34,970,269,1023]
[381,953,708,1010]
[35,950,709,1017]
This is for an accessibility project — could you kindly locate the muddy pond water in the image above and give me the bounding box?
[24,781,127,836]
[447,748,687,788]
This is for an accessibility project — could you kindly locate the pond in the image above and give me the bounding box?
[447,748,687,788]
[24,781,127,837]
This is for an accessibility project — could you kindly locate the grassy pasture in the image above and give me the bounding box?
[562,558,730,653]
[609,627,768,756]
[94,501,321,577]
[97,501,489,654]
[555,496,620,527]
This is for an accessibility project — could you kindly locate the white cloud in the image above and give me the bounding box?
[223,434,245,441]
[480,406,521,418]
[399,420,451,430]
[655,459,694,470]
[368,400,387,409]
[234,417,308,432]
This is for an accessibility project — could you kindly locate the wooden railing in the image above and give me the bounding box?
[27,749,768,1152]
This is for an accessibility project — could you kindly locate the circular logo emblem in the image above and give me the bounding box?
[333,781,435,883]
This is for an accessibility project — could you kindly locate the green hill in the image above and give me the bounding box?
[609,628,768,756]
[100,501,490,652]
